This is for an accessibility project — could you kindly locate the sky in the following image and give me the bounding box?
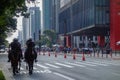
[6,0,42,43]
[6,17,22,43]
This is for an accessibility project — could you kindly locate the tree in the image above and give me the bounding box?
[40,35,51,47]
[0,0,32,45]
[39,30,57,47]
[43,30,57,44]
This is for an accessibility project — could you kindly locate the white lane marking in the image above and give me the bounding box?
[84,61,108,66]
[85,67,96,71]
[112,72,120,76]
[20,67,24,70]
[64,62,86,67]
[45,63,61,68]
[36,71,40,73]
[76,62,96,66]
[36,64,49,69]
[55,63,73,68]
[33,67,37,70]
[92,61,120,66]
[21,71,27,74]
[53,72,75,80]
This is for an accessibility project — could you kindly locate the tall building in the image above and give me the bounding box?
[29,7,41,42]
[59,0,120,51]
[41,0,52,32]
[18,30,23,47]
[22,17,30,47]
[22,7,41,46]
[51,0,60,33]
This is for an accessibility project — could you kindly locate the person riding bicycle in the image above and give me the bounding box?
[8,38,23,62]
[24,38,37,62]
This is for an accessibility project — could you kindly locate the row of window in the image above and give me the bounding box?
[59,0,110,34]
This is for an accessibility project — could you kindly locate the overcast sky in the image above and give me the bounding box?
[6,0,42,43]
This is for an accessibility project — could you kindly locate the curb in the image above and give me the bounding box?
[0,62,14,80]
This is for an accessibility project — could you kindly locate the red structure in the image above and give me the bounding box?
[110,0,120,50]
[64,35,71,47]
[98,36,105,47]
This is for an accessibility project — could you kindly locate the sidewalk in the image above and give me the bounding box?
[0,53,14,80]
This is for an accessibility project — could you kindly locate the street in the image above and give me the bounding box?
[0,52,120,80]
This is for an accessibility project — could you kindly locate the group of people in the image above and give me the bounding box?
[8,38,38,75]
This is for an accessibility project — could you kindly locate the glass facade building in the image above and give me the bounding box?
[59,0,109,35]
[59,0,111,48]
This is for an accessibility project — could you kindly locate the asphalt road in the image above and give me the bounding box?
[0,52,120,80]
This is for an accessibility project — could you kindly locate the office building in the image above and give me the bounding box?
[59,0,120,50]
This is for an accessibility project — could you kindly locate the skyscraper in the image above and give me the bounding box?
[22,6,41,46]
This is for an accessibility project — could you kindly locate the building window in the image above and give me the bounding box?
[79,36,82,41]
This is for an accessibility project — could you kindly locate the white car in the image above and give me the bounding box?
[0,49,5,53]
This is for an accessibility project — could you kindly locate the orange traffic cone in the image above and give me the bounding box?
[39,51,41,55]
[82,53,85,61]
[73,54,76,60]
[64,54,67,58]
[97,53,99,57]
[110,52,112,58]
[55,53,57,57]
[48,52,50,56]
[43,52,45,56]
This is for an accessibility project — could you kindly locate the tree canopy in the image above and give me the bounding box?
[40,30,57,47]
[0,0,29,45]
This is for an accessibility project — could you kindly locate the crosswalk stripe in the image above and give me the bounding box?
[55,63,73,68]
[92,61,120,66]
[84,61,108,66]
[64,62,86,67]
[75,62,97,66]
[53,72,75,80]
[33,67,37,70]
[20,67,24,70]
[36,64,49,69]
[45,63,61,68]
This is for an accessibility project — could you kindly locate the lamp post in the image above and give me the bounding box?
[70,0,73,48]
[64,20,67,48]
[39,30,41,52]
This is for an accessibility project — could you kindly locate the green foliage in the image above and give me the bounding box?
[0,0,27,45]
[43,29,57,44]
[0,70,5,80]
[39,30,57,47]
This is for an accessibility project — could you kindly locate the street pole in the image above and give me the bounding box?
[39,30,41,51]
[64,20,67,48]
[70,0,73,48]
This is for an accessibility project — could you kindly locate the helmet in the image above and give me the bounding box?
[13,38,18,42]
[29,38,32,41]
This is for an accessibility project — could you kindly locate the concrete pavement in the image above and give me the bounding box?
[0,51,120,80]
[0,53,14,80]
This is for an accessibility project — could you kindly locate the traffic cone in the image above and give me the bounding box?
[82,52,85,61]
[39,51,41,55]
[43,52,45,56]
[64,54,67,58]
[55,53,57,57]
[97,53,99,57]
[73,54,76,60]
[110,52,112,58]
[48,52,50,56]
